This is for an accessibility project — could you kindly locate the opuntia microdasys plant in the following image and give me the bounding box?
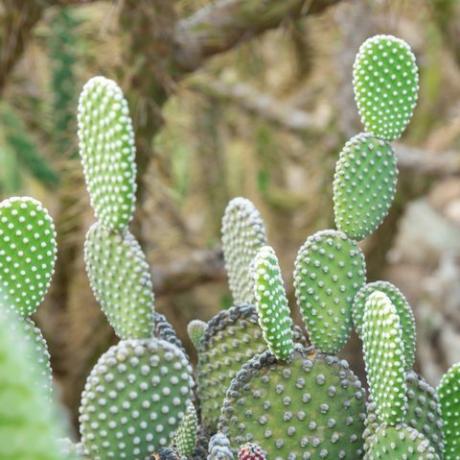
[0,34,458,460]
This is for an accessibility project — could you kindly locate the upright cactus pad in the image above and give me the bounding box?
[353,281,416,369]
[238,443,266,460]
[84,222,155,339]
[208,433,234,460]
[253,245,294,361]
[222,198,267,305]
[0,197,56,317]
[79,338,194,460]
[438,362,460,459]
[294,229,366,354]
[353,35,419,141]
[175,401,198,458]
[78,76,136,231]
[154,312,187,356]
[219,346,366,459]
[187,319,208,351]
[333,133,397,241]
[365,425,440,460]
[363,291,407,425]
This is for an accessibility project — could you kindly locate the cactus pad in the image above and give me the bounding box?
[294,229,366,354]
[84,223,155,339]
[253,245,294,360]
[208,433,234,460]
[154,312,187,356]
[353,35,419,141]
[238,443,266,460]
[153,447,180,460]
[438,362,460,459]
[353,281,416,369]
[219,346,366,459]
[365,424,440,460]
[79,338,194,460]
[187,319,208,351]
[0,197,56,317]
[222,198,267,305]
[363,291,407,425]
[175,401,198,458]
[78,76,136,231]
[333,133,397,240]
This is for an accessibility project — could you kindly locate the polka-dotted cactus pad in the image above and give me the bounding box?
[333,133,397,241]
[79,338,194,460]
[294,229,366,354]
[363,291,407,425]
[353,35,419,141]
[174,401,198,458]
[84,222,155,340]
[78,76,137,232]
[253,245,294,361]
[0,197,56,317]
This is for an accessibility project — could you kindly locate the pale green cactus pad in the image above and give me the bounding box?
[364,371,444,457]
[353,35,419,141]
[253,245,294,361]
[219,346,366,459]
[365,424,440,460]
[0,197,56,317]
[175,401,198,458]
[79,338,194,460]
[363,291,407,425]
[78,76,136,231]
[0,307,65,460]
[187,319,207,351]
[333,133,397,240]
[222,197,267,305]
[353,280,416,369]
[438,362,460,459]
[84,222,155,339]
[294,229,366,354]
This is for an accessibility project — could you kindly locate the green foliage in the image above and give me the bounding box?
[175,401,198,458]
[333,133,397,240]
[253,245,294,361]
[363,291,407,425]
[294,229,366,354]
[353,35,419,141]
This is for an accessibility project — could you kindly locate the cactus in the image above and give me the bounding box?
[333,133,397,240]
[175,401,198,458]
[153,447,181,460]
[353,34,419,141]
[208,433,234,460]
[237,443,266,460]
[294,229,366,354]
[438,362,460,459]
[187,319,208,351]
[222,197,267,305]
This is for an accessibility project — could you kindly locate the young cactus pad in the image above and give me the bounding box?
[187,319,207,351]
[78,76,136,232]
[0,196,56,317]
[222,197,267,305]
[174,401,198,458]
[363,291,407,425]
[365,424,440,460]
[219,346,366,459]
[294,229,366,354]
[353,280,416,369]
[208,433,234,460]
[333,133,397,241]
[253,245,294,361]
[84,222,155,339]
[438,362,460,459]
[353,35,419,141]
[79,338,194,460]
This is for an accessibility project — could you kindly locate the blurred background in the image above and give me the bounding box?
[0,0,459,429]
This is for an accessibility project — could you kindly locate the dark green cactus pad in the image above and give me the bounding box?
[0,197,56,317]
[208,433,234,460]
[253,245,294,361]
[79,338,194,460]
[218,346,366,459]
[353,35,419,141]
[175,401,198,458]
[153,447,181,460]
[196,305,307,432]
[84,222,155,339]
[364,371,444,457]
[365,424,440,460]
[333,133,397,241]
[154,312,187,356]
[78,76,136,231]
[222,197,267,305]
[438,362,460,459]
[0,307,65,460]
[353,281,416,369]
[294,229,366,354]
[363,291,407,425]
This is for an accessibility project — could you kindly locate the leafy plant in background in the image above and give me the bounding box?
[0,34,459,460]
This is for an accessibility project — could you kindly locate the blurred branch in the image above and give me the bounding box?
[173,0,344,73]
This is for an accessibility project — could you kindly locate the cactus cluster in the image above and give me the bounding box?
[0,33,458,460]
